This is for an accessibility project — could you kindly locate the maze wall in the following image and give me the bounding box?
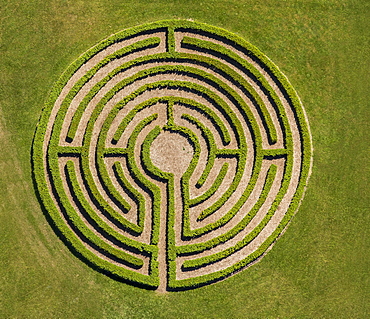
[32,20,312,291]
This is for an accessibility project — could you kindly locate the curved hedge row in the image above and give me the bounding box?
[97,80,251,238]
[32,19,312,291]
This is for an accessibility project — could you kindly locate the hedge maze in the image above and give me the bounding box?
[32,20,312,291]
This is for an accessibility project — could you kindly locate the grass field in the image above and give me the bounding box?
[0,0,369,318]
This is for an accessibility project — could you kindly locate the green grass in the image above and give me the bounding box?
[0,0,369,317]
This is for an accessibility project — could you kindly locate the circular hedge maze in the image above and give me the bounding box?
[32,20,312,291]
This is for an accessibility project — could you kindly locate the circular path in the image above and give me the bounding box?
[32,20,312,291]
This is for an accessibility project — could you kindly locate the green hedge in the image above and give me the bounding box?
[32,19,312,290]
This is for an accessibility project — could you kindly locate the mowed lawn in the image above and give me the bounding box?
[0,0,368,318]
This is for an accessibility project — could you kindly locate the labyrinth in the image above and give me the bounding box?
[32,20,312,291]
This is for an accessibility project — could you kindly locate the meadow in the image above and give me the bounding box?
[0,0,368,318]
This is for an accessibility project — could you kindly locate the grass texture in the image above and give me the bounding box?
[0,0,369,317]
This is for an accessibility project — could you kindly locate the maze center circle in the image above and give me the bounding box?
[32,20,312,291]
[150,130,194,174]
